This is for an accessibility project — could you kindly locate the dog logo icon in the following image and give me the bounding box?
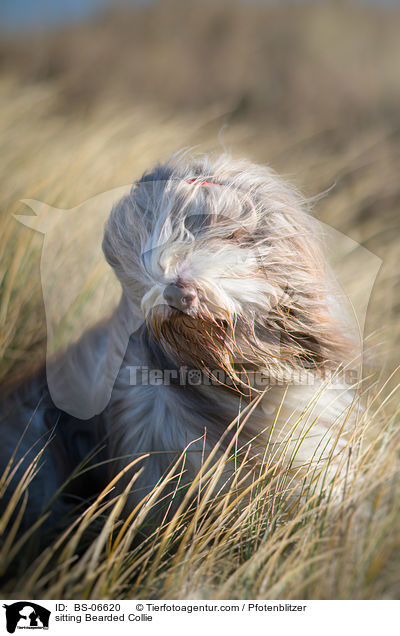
[3,602,50,633]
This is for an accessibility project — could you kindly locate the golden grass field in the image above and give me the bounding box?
[0,1,399,599]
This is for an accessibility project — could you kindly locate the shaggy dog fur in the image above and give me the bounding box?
[0,153,358,538]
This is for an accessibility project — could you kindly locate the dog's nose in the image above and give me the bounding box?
[163,282,198,312]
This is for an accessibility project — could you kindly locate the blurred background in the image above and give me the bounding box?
[0,0,399,382]
[1,0,400,600]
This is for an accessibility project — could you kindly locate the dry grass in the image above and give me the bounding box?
[0,375,399,599]
[0,0,399,599]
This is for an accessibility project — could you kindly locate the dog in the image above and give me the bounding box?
[0,153,359,541]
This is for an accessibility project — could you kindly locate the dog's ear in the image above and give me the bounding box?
[276,299,356,372]
[254,281,356,375]
[253,210,358,373]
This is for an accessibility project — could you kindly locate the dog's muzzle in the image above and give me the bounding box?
[163,282,198,313]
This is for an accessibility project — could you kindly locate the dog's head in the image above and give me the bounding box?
[103,153,354,388]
